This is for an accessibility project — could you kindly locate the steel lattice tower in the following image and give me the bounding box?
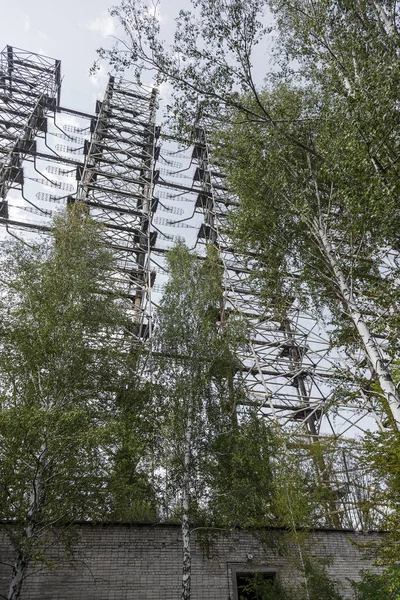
[189,125,384,528]
[74,76,159,339]
[0,46,160,342]
[0,46,60,209]
[0,45,384,528]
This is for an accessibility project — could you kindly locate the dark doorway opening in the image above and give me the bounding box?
[236,571,276,600]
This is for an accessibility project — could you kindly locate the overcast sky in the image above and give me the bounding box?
[1,0,273,115]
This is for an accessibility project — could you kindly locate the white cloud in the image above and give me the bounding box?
[158,81,173,106]
[145,3,165,23]
[24,16,30,32]
[86,15,116,38]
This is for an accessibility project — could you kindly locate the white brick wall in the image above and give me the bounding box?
[0,524,383,599]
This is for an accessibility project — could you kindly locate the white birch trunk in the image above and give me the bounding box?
[7,553,28,600]
[181,401,193,600]
[372,1,398,38]
[8,516,36,600]
[315,222,400,429]
[7,446,47,600]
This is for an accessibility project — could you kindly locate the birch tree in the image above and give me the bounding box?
[268,0,400,429]
[216,83,400,429]
[0,206,138,600]
[98,0,400,425]
[152,243,277,600]
[94,0,317,155]
[271,0,400,156]
[107,362,160,522]
[152,243,234,600]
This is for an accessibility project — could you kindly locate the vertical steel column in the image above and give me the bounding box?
[74,77,159,340]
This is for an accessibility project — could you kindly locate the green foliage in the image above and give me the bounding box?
[352,567,400,600]
[237,558,344,600]
[212,76,400,436]
[217,81,400,319]
[151,243,325,532]
[359,430,400,565]
[265,0,400,358]
[271,451,315,528]
[151,242,273,523]
[0,206,152,579]
[271,0,400,171]
[97,0,271,134]
[300,557,345,600]
[100,0,400,559]
[106,380,159,521]
[203,413,275,527]
[101,2,400,365]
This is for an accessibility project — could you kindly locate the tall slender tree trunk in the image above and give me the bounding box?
[372,0,399,38]
[8,446,47,600]
[8,520,36,600]
[7,552,28,600]
[181,400,193,600]
[315,222,400,429]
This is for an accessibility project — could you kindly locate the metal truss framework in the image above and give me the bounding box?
[0,46,60,203]
[0,46,160,343]
[188,125,387,528]
[74,77,159,339]
[190,128,376,431]
[0,46,385,529]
